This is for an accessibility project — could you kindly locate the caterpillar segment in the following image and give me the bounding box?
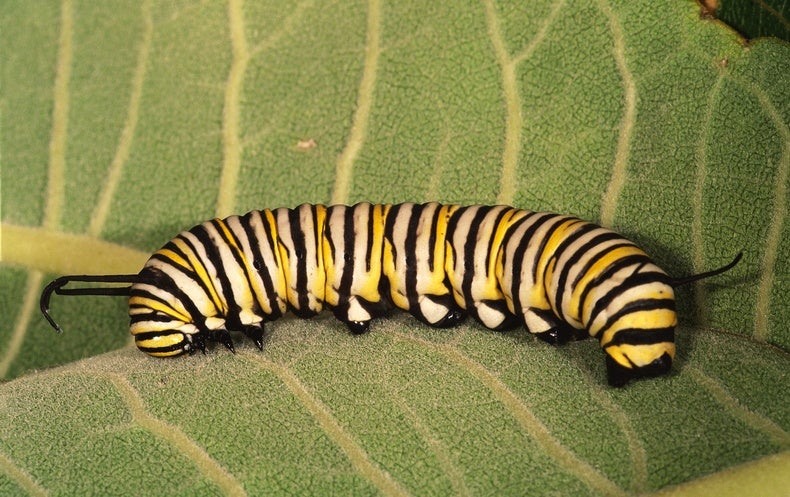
[383,202,466,329]
[323,202,391,333]
[40,202,742,387]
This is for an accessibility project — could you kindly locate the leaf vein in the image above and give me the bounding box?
[380,371,472,496]
[512,1,565,66]
[754,0,790,32]
[691,74,725,326]
[0,450,49,497]
[390,332,628,497]
[426,127,453,199]
[216,0,250,218]
[331,0,382,205]
[88,0,153,237]
[568,347,647,493]
[597,0,636,227]
[593,387,647,493]
[486,1,564,206]
[687,367,790,448]
[105,373,248,497]
[243,354,412,497]
[249,0,313,57]
[1,223,149,275]
[482,0,522,207]
[727,75,790,341]
[44,0,73,231]
[0,272,44,380]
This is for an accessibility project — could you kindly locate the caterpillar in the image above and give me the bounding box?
[40,202,741,387]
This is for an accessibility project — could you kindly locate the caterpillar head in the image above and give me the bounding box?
[128,267,203,357]
[604,335,676,388]
[591,267,678,388]
[128,314,197,357]
[39,271,199,357]
[599,252,743,387]
[128,265,259,356]
[128,264,244,357]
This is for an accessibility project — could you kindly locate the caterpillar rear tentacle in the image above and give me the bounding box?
[40,202,742,387]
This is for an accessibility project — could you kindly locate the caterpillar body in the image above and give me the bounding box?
[40,202,741,387]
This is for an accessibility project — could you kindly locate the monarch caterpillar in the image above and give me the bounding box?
[40,202,741,387]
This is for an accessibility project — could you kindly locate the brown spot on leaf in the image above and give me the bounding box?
[699,0,718,19]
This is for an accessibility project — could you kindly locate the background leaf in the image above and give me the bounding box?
[1,0,788,495]
[709,0,790,42]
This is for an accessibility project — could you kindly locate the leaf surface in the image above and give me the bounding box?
[714,0,790,41]
[1,0,788,495]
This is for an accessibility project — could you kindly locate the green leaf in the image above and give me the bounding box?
[1,0,788,495]
[714,0,790,42]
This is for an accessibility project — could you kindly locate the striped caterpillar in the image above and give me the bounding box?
[41,202,740,387]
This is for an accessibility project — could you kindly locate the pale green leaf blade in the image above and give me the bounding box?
[0,0,788,495]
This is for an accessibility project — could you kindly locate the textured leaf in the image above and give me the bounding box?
[1,0,788,495]
[713,0,790,42]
